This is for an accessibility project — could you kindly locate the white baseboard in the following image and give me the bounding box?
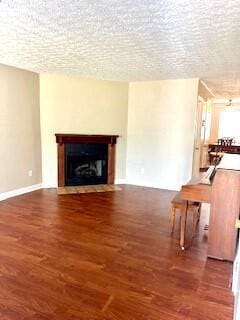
[115,179,127,184]
[42,182,58,189]
[0,183,43,201]
[42,181,127,187]
[0,181,177,202]
[125,180,179,191]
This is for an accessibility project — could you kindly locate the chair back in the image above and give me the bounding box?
[218,137,234,147]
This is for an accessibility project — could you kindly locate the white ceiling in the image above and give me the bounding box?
[202,77,240,98]
[0,0,240,86]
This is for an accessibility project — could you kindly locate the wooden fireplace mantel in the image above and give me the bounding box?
[55,133,119,145]
[55,134,119,187]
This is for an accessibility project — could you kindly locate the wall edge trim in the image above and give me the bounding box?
[0,183,43,201]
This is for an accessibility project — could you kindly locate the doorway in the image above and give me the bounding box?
[192,97,212,176]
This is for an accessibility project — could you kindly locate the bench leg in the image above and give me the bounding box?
[180,200,188,250]
[192,209,198,237]
[197,203,201,223]
[171,206,176,233]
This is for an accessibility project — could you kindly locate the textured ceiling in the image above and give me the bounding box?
[0,0,240,83]
[202,77,240,98]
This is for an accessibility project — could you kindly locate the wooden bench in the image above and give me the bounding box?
[171,192,201,243]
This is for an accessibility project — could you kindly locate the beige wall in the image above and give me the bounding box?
[0,67,199,193]
[209,104,221,142]
[40,74,129,187]
[0,64,42,193]
[126,79,199,190]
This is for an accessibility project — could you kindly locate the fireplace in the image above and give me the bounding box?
[65,143,108,186]
[55,134,118,187]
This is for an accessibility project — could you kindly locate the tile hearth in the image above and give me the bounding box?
[57,184,122,195]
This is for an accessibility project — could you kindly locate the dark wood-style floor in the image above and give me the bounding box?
[0,185,233,320]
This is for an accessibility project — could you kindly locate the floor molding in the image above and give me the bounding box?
[114,179,127,184]
[125,180,179,191]
[0,183,43,201]
[0,181,176,201]
[42,183,58,189]
[43,180,126,188]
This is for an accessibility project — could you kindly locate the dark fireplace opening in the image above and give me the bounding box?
[65,143,108,186]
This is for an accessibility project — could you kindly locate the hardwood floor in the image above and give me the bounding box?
[0,185,233,319]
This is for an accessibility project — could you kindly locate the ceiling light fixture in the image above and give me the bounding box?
[226,99,233,107]
[225,99,240,110]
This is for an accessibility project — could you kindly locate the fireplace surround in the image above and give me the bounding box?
[65,143,108,186]
[55,134,118,187]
